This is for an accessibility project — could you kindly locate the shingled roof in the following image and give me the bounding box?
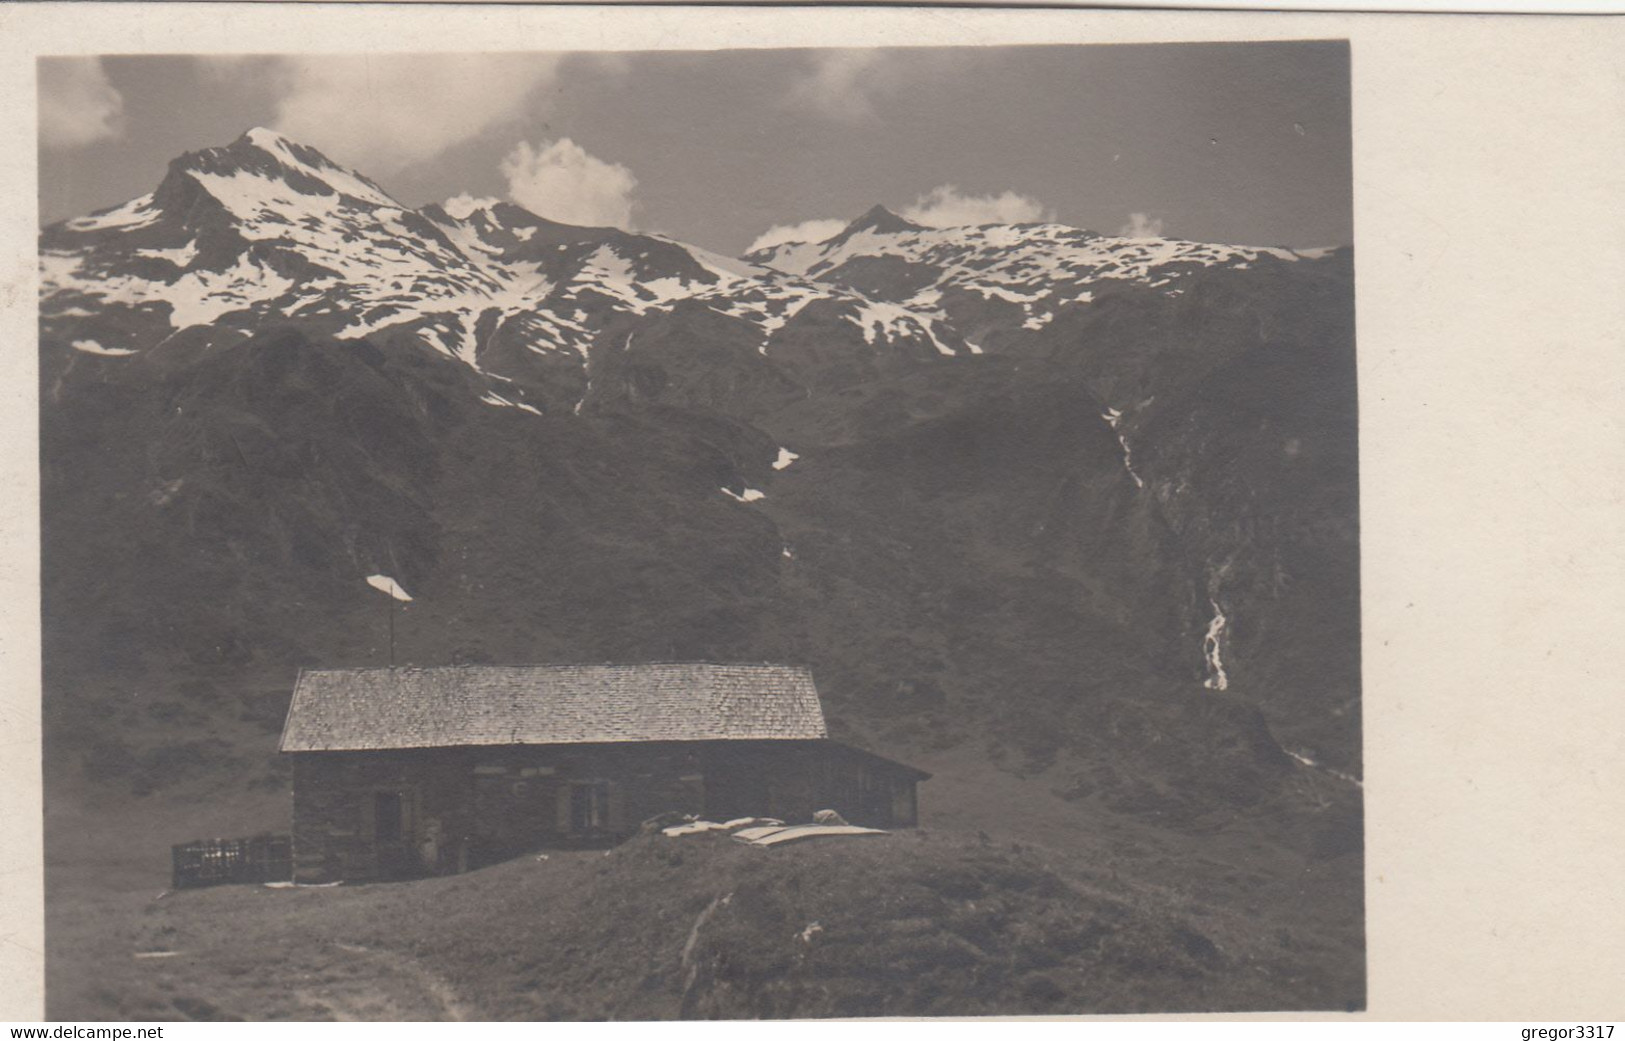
[278,662,829,753]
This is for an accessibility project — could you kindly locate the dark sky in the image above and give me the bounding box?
[39,41,1351,255]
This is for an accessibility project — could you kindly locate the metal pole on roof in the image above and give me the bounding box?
[388,591,396,668]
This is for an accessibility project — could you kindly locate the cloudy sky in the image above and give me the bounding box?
[38,42,1350,255]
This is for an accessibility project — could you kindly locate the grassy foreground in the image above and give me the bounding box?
[45,752,1363,1021]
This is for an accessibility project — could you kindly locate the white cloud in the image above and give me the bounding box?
[1118,212,1167,238]
[39,57,124,148]
[745,218,848,254]
[785,50,885,124]
[442,193,501,220]
[268,54,560,174]
[901,185,1050,228]
[784,48,977,125]
[499,138,637,229]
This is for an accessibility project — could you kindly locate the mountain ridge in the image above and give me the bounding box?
[41,130,1343,397]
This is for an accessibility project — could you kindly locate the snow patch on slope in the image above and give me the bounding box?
[1286,748,1364,788]
[366,574,414,602]
[1102,407,1144,489]
[1201,598,1229,691]
[167,254,294,329]
[848,301,955,356]
[66,194,162,233]
[72,339,136,357]
[135,242,200,267]
[481,391,543,416]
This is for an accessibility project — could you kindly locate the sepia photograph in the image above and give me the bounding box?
[34,29,1362,1023]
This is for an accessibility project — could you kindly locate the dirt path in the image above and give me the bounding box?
[295,942,472,1021]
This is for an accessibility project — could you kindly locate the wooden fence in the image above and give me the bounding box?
[171,833,293,889]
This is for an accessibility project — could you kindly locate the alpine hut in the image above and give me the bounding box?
[278,662,929,882]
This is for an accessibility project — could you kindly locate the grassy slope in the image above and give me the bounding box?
[45,750,1363,1021]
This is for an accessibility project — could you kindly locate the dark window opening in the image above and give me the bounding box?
[569,781,610,831]
[375,791,403,841]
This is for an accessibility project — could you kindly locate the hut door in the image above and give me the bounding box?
[371,789,416,878]
[470,770,511,865]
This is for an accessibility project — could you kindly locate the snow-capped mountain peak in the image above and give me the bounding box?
[219,128,395,201]
[743,202,1319,337]
[40,130,1340,422]
[841,204,925,238]
[162,127,403,218]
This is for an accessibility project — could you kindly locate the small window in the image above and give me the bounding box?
[569,781,610,831]
[375,791,403,841]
